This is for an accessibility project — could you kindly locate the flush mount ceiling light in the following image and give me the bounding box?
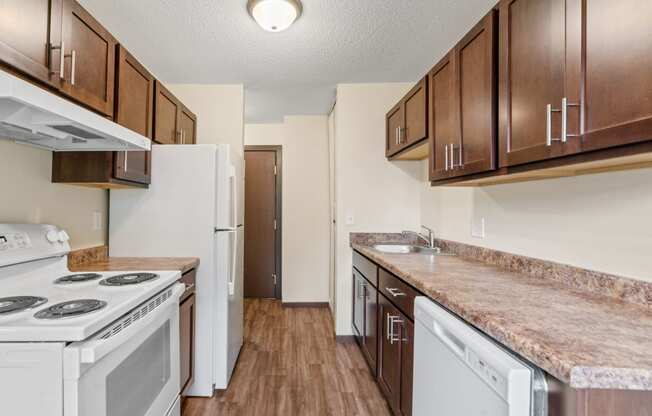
[247,0,303,32]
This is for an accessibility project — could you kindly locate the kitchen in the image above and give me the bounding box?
[1,0,652,415]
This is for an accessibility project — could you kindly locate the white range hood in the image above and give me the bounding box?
[0,70,150,151]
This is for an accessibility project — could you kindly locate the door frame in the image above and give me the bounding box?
[244,145,283,299]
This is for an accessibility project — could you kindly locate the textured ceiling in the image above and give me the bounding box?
[79,0,496,123]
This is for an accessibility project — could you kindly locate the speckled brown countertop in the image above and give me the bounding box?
[71,256,199,274]
[352,237,652,391]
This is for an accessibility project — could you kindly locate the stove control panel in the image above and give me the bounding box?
[0,232,32,251]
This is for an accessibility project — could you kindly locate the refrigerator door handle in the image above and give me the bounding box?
[229,166,237,229]
[228,229,237,296]
[215,227,237,233]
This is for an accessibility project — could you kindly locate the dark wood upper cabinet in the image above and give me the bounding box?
[386,77,429,159]
[0,0,63,88]
[113,46,154,184]
[153,81,196,145]
[60,0,116,117]
[430,10,497,181]
[575,0,652,153]
[386,102,404,157]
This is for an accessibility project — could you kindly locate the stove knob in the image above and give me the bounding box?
[46,229,59,243]
[58,230,70,242]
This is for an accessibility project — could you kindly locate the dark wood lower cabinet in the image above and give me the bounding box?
[353,269,378,375]
[179,269,196,397]
[378,295,404,415]
[400,318,413,416]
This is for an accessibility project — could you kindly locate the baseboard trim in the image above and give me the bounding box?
[281,302,329,308]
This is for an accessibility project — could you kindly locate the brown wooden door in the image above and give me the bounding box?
[399,318,414,416]
[0,0,62,88]
[113,46,153,184]
[453,11,497,177]
[244,150,277,298]
[499,0,566,167]
[60,0,115,117]
[154,81,180,144]
[378,294,402,415]
[179,293,195,394]
[386,103,404,156]
[179,106,197,144]
[352,271,365,338]
[576,0,652,153]
[402,77,428,148]
[429,52,455,181]
[362,282,378,375]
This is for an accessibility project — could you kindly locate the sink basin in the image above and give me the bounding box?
[372,244,452,256]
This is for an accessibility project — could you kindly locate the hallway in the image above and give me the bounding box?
[182,299,391,415]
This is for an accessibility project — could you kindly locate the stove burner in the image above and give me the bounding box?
[34,299,107,319]
[99,273,159,286]
[0,296,47,315]
[54,273,103,284]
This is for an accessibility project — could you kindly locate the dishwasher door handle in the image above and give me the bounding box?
[432,320,466,359]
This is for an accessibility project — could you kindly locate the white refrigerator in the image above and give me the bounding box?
[109,144,244,396]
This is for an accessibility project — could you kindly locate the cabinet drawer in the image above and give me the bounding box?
[379,268,420,320]
[353,251,378,287]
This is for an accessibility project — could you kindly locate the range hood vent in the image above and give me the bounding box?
[0,70,150,152]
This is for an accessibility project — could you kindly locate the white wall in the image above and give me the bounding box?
[420,163,652,282]
[0,141,107,249]
[167,84,245,156]
[333,83,423,335]
[244,117,331,303]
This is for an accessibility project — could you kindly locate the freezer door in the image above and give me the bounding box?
[215,145,244,229]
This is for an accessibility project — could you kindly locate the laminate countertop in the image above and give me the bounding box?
[352,242,652,391]
[71,257,199,275]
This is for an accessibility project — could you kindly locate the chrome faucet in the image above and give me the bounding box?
[402,226,435,248]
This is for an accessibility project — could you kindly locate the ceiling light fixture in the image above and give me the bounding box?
[247,0,302,33]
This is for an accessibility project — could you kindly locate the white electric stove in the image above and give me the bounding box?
[0,224,184,416]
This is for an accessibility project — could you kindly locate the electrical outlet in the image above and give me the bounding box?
[471,217,485,239]
[345,212,355,226]
[93,211,102,231]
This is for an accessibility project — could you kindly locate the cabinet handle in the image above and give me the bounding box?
[386,287,406,297]
[49,42,66,80]
[388,315,403,345]
[561,97,580,143]
[386,313,392,340]
[395,127,399,145]
[546,104,562,146]
[123,151,128,172]
[458,143,463,167]
[69,50,76,86]
[444,144,449,171]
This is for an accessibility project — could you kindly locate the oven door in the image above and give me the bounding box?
[63,284,184,416]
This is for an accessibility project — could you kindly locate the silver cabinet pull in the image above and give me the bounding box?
[386,313,392,340]
[386,287,406,297]
[181,130,185,144]
[69,50,76,85]
[388,315,403,344]
[444,144,449,171]
[123,151,128,172]
[458,143,463,167]
[49,42,66,80]
[546,103,562,146]
[561,97,580,143]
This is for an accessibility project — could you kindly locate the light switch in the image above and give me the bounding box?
[345,212,355,226]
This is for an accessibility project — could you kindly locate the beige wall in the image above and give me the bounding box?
[420,163,652,282]
[244,117,331,303]
[333,83,422,335]
[167,84,245,156]
[0,141,107,249]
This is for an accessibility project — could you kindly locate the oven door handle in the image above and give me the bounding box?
[65,283,184,370]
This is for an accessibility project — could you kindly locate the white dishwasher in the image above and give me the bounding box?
[413,296,547,416]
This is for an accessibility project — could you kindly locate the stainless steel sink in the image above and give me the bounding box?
[372,244,453,256]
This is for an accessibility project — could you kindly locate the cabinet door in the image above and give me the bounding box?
[577,0,652,152]
[499,0,566,167]
[454,11,497,177]
[403,77,428,148]
[399,318,414,416]
[362,283,378,374]
[352,271,364,339]
[179,293,195,394]
[429,53,455,181]
[0,0,62,88]
[113,46,153,184]
[386,103,404,156]
[154,81,181,144]
[378,294,402,415]
[60,0,115,117]
[178,105,197,144]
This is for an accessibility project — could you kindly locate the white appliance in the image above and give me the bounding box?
[109,144,244,396]
[413,296,547,416]
[0,69,150,151]
[0,223,184,416]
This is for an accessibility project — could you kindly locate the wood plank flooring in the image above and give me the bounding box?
[182,299,391,416]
